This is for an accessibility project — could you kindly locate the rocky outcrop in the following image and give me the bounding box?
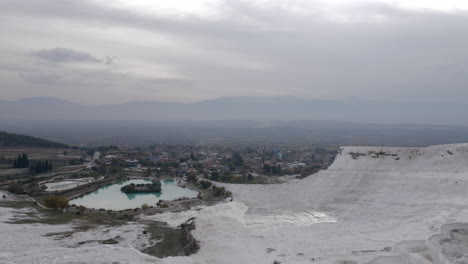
[180,217,199,256]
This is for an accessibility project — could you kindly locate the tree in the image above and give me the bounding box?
[7,183,24,194]
[262,163,272,174]
[120,183,136,193]
[247,173,254,182]
[77,205,86,215]
[21,153,29,168]
[187,172,198,183]
[210,171,220,181]
[13,153,29,168]
[44,196,69,210]
[30,160,53,174]
[271,165,282,175]
[212,186,227,197]
[232,152,244,167]
[199,180,212,189]
[15,154,21,168]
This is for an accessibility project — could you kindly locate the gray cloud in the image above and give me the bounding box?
[1,0,468,106]
[19,72,61,85]
[31,47,102,64]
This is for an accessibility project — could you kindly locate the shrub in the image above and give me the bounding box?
[199,180,212,189]
[7,183,25,194]
[44,196,68,210]
[212,186,226,197]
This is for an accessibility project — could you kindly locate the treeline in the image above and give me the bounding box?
[262,163,283,175]
[0,131,69,148]
[11,153,53,174]
[188,174,231,197]
[30,160,53,174]
[13,153,29,168]
[120,181,161,193]
[198,180,231,197]
[207,171,264,184]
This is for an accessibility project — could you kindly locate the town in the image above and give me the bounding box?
[92,144,337,184]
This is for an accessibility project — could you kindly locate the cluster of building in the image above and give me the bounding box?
[93,144,338,179]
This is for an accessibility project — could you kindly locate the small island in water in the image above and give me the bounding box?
[120,180,162,193]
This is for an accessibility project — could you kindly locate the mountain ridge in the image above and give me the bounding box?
[1,96,467,125]
[0,131,69,148]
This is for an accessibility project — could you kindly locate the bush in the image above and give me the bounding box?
[199,180,212,189]
[186,172,198,183]
[212,186,226,197]
[77,205,86,214]
[247,173,253,181]
[44,196,68,210]
[7,183,25,194]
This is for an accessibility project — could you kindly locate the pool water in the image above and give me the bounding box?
[50,183,79,190]
[70,179,198,210]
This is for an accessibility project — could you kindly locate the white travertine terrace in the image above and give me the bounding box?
[2,144,468,263]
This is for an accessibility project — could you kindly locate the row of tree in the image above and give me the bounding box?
[12,153,29,168]
[30,160,53,174]
[262,163,283,175]
[12,153,53,174]
[207,171,258,184]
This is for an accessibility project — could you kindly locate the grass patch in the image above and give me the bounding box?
[0,200,34,209]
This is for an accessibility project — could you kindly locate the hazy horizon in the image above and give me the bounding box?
[1,95,468,126]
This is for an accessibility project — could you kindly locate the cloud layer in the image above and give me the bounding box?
[1,0,468,104]
[31,47,102,63]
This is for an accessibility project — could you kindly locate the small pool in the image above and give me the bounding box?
[50,183,79,190]
[70,179,198,210]
[43,180,90,192]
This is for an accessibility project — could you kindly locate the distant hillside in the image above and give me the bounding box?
[1,96,468,125]
[0,131,69,148]
[2,120,468,147]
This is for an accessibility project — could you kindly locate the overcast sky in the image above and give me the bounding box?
[1,0,468,105]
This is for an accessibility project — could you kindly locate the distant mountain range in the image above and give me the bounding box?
[1,96,467,125]
[2,97,468,146]
[0,131,69,148]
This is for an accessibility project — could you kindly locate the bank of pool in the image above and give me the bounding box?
[71,179,198,210]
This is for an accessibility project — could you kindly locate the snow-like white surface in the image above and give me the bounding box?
[330,144,468,173]
[2,144,468,263]
[172,143,468,264]
[42,179,93,192]
[0,192,158,264]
